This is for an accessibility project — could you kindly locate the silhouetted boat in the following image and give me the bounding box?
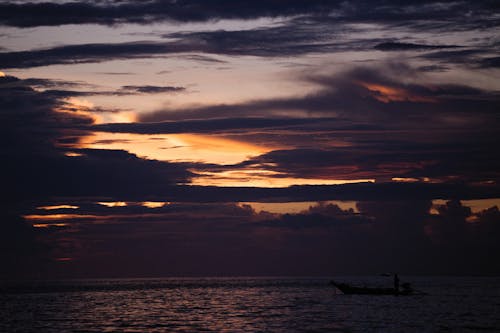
[330,280,415,295]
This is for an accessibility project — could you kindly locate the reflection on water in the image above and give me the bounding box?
[1,277,499,332]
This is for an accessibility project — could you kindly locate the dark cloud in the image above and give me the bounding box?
[420,49,500,69]
[0,0,498,31]
[421,49,484,61]
[0,76,188,98]
[0,208,48,279]
[120,85,185,94]
[164,183,500,203]
[14,149,192,199]
[424,200,500,274]
[141,63,500,123]
[417,65,450,72]
[13,181,497,206]
[229,135,500,183]
[93,117,333,134]
[0,0,338,27]
[162,18,366,57]
[0,74,198,277]
[479,56,500,68]
[0,26,360,69]
[182,55,227,64]
[0,77,92,155]
[1,5,497,69]
[374,42,461,51]
[0,41,199,69]
[0,76,90,89]
[42,87,186,98]
[247,199,500,275]
[19,199,500,277]
[238,200,432,274]
[258,202,371,230]
[0,75,193,202]
[141,64,499,134]
[40,89,112,98]
[0,75,104,98]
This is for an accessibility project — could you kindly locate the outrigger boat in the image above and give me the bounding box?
[330,280,415,295]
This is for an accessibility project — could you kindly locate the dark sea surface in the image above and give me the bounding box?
[1,276,499,332]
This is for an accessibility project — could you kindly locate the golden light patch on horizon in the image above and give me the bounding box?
[64,152,84,157]
[391,177,420,183]
[78,132,276,165]
[37,205,79,210]
[189,169,375,187]
[464,198,500,212]
[97,201,127,207]
[32,223,68,228]
[142,201,169,208]
[429,199,446,215]
[25,214,96,221]
[0,71,5,77]
[239,200,359,214]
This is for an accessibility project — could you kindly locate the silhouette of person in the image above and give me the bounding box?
[394,273,400,295]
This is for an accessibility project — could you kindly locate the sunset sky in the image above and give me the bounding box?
[1,0,500,279]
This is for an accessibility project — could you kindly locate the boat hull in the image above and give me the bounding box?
[330,281,412,295]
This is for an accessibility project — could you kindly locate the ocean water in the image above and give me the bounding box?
[1,277,499,332]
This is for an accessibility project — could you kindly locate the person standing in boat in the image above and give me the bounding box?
[394,273,400,295]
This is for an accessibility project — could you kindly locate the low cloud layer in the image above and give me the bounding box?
[11,199,500,278]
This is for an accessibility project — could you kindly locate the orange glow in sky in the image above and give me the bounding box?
[100,111,138,124]
[55,97,137,125]
[79,132,275,165]
[25,214,96,220]
[359,82,436,103]
[64,152,84,157]
[32,223,69,228]
[76,131,374,187]
[142,201,169,208]
[391,177,421,183]
[97,201,127,207]
[189,169,375,187]
[239,201,359,214]
[37,205,80,210]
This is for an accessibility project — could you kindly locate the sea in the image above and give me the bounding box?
[1,276,499,332]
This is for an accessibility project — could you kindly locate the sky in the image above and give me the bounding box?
[1,0,500,279]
